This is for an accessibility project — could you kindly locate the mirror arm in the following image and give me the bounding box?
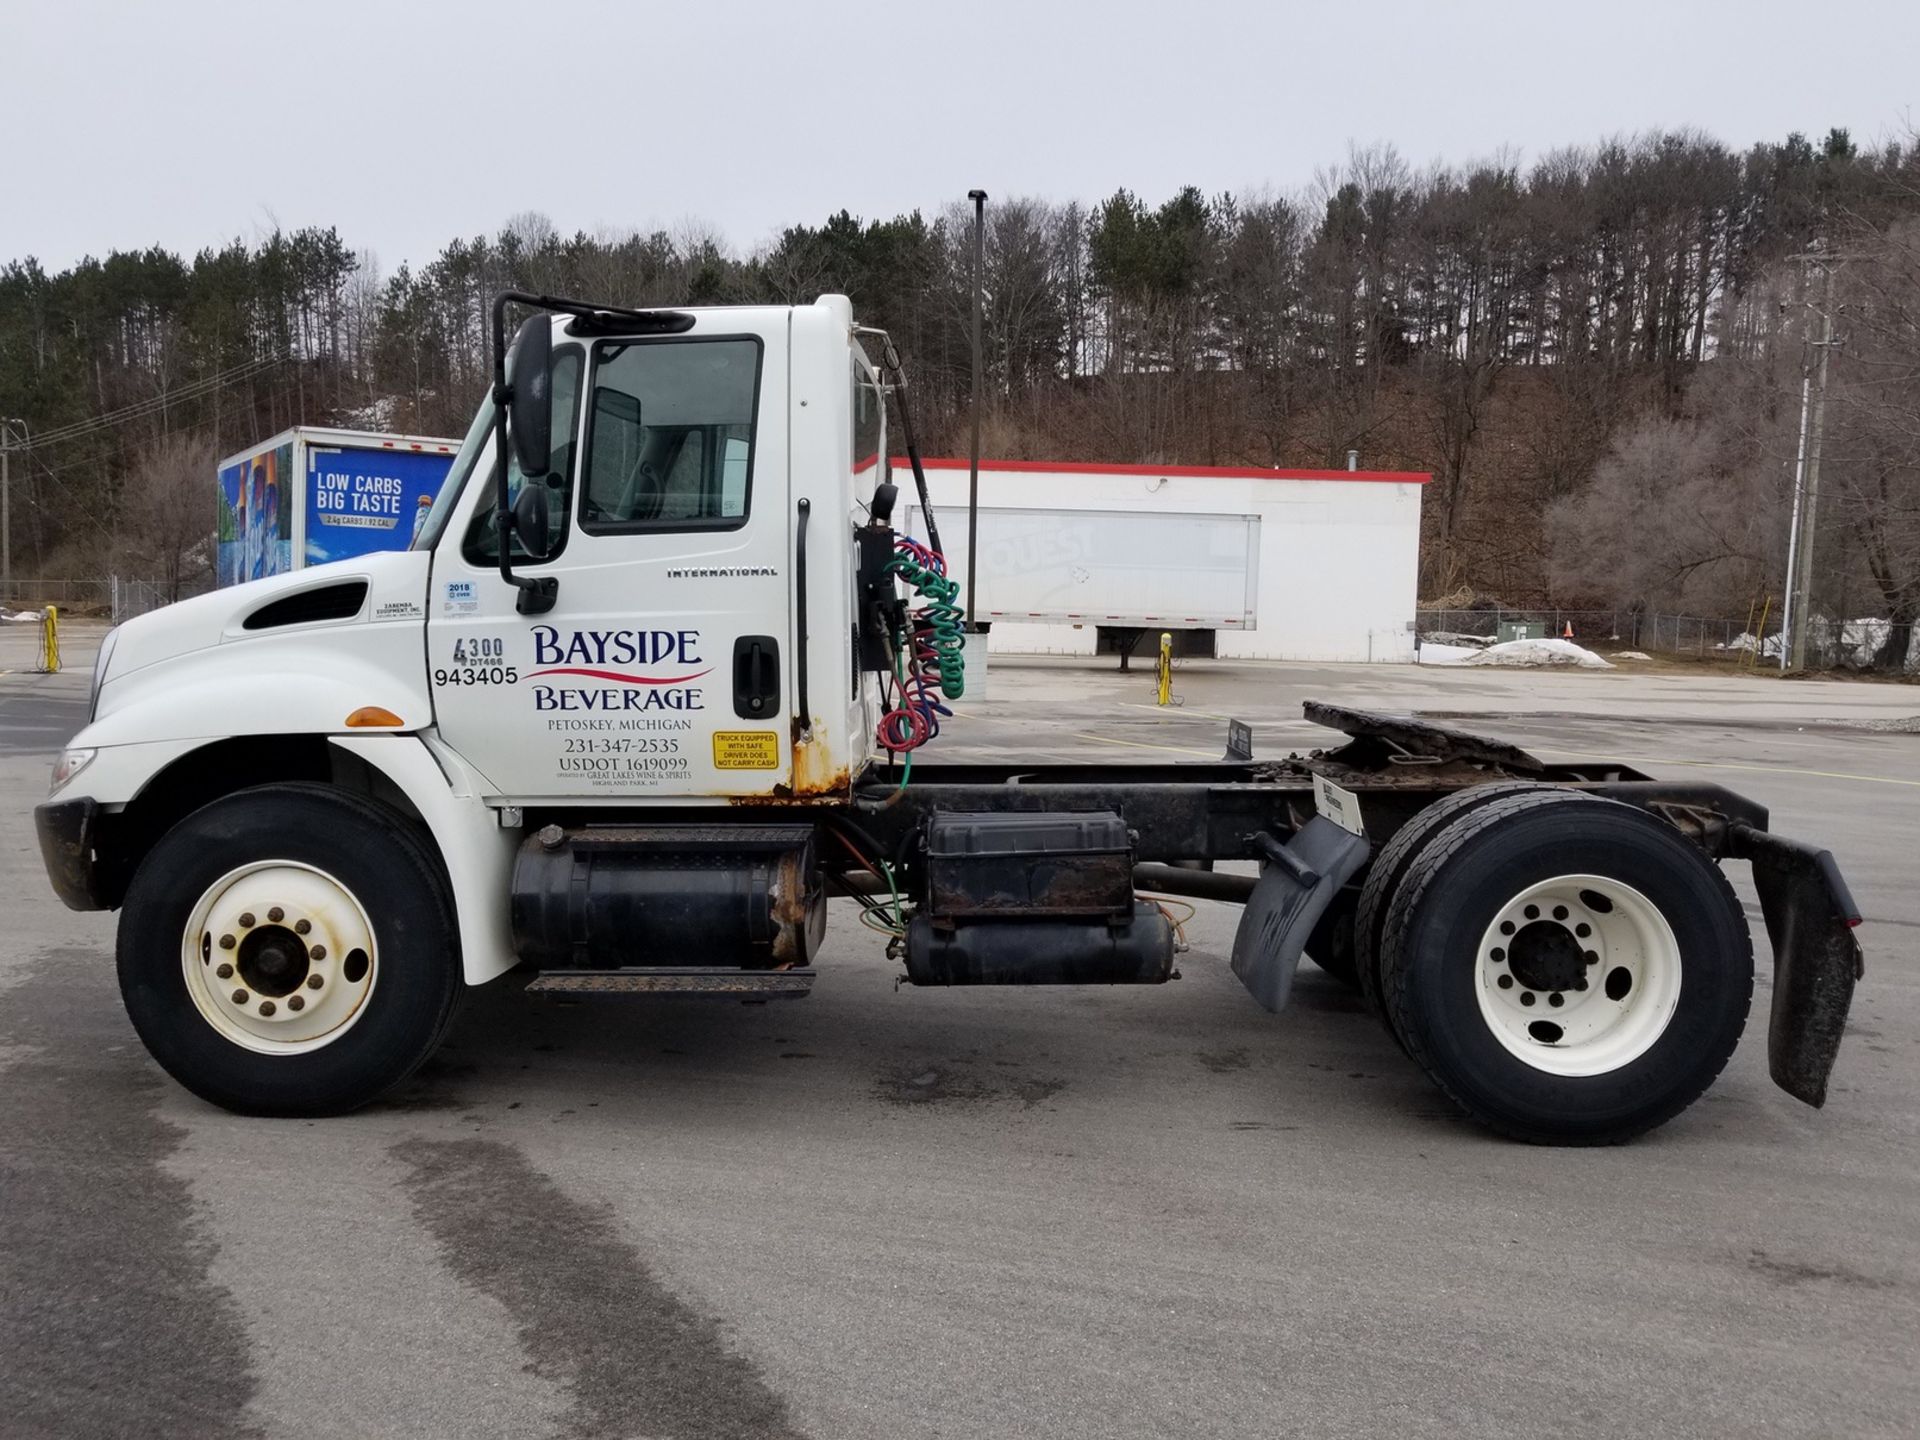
[490,292,558,615]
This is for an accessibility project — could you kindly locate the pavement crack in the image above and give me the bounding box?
[391,1136,805,1440]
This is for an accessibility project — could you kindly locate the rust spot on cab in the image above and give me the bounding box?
[728,717,849,804]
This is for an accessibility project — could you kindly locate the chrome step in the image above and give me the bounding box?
[526,966,816,998]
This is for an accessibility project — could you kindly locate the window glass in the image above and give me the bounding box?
[851,356,884,477]
[461,347,583,564]
[581,338,761,532]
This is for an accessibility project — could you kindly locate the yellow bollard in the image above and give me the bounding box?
[40,604,61,674]
[1155,631,1173,707]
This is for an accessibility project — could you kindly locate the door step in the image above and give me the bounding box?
[526,967,816,999]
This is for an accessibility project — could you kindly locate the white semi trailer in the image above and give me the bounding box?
[906,502,1258,663]
[36,291,1864,1144]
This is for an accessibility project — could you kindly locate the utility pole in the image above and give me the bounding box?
[0,418,28,602]
[1788,260,1839,670]
[1779,370,1813,672]
[966,188,987,632]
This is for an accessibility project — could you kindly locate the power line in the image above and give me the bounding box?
[26,355,285,447]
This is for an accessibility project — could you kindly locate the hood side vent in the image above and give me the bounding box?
[243,582,368,631]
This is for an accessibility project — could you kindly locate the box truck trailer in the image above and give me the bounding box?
[39,291,1865,1145]
[217,427,460,585]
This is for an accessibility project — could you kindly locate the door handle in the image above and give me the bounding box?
[733,635,779,719]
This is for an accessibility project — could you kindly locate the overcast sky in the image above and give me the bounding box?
[4,0,1916,275]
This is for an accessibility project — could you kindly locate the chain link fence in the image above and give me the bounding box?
[1417,609,1757,657]
[2,576,211,622]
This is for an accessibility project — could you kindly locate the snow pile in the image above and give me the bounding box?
[1718,631,1783,659]
[1422,630,1494,649]
[1459,638,1614,670]
[1417,642,1481,666]
[1,608,45,624]
[1614,650,1652,660]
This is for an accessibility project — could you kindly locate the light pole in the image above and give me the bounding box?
[966,188,987,632]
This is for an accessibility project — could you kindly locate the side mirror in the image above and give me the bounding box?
[511,480,551,562]
[507,315,552,476]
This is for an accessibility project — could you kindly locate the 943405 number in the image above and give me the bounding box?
[434,665,518,687]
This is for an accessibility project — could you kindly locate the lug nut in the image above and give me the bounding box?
[259,1000,276,1017]
[1548,992,1565,1008]
[215,963,234,980]
[219,934,236,951]
[1497,975,1514,990]
[1520,991,1537,1007]
[1584,951,1599,966]
[288,995,305,1012]
[294,919,311,935]
[268,907,284,923]
[306,975,324,990]
[231,989,249,1004]
[309,944,327,961]
[239,912,256,928]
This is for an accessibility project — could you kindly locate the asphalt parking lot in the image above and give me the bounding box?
[3,625,1916,1439]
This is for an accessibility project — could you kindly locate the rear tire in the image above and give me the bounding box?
[117,783,462,1116]
[1378,791,1752,1145]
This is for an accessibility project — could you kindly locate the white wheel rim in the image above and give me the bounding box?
[181,861,378,1055]
[1472,874,1681,1076]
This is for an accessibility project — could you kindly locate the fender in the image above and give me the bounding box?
[328,733,520,986]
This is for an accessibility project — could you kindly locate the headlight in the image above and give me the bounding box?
[50,748,96,794]
[89,626,119,722]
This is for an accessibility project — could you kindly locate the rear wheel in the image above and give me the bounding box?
[118,784,462,1116]
[1378,791,1752,1145]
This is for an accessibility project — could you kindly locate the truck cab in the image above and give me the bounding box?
[422,293,885,802]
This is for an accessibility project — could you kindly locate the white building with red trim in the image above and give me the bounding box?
[896,457,1428,663]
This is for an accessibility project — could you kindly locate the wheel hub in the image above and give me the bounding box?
[1473,874,1682,1077]
[1506,920,1587,994]
[182,861,378,1055]
[237,926,310,997]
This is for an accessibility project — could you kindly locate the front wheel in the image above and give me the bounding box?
[118,784,462,1116]
[1378,791,1753,1145]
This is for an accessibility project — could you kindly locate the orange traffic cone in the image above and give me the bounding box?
[1562,621,1574,639]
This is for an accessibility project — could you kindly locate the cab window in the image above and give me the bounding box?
[462,346,583,563]
[581,337,761,532]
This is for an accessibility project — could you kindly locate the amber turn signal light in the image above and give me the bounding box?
[344,706,406,728]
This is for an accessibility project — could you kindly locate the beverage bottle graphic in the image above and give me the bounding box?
[410,494,433,546]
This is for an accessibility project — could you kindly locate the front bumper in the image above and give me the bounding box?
[35,797,111,911]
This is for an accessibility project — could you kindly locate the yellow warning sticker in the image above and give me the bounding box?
[712,731,780,770]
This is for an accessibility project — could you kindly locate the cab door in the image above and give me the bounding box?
[427,317,793,801]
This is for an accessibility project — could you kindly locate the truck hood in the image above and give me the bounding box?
[102,549,432,689]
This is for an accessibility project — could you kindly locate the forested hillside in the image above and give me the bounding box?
[3,127,1917,659]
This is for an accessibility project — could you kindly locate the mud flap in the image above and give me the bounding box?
[1731,824,1865,1108]
[1230,817,1370,1012]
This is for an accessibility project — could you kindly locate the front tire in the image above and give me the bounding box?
[118,784,462,1116]
[1378,791,1752,1145]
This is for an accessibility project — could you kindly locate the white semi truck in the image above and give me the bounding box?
[36,291,1864,1144]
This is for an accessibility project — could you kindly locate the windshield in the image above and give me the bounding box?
[412,394,495,552]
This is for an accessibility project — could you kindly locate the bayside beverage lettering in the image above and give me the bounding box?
[530,624,705,712]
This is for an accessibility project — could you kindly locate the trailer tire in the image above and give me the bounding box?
[1378,790,1752,1145]
[117,783,462,1117]
[1354,781,1569,1030]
